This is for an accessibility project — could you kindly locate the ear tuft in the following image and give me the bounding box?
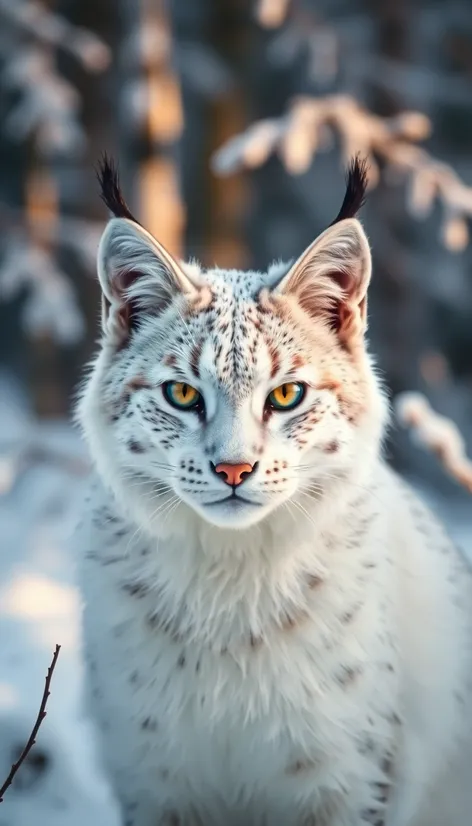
[330,156,369,226]
[96,153,140,224]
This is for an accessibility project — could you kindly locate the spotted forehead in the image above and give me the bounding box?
[166,265,302,394]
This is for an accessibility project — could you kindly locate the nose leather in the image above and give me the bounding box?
[214,462,254,487]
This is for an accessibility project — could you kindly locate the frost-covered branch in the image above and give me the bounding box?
[0,1,110,156]
[0,645,60,802]
[0,0,110,71]
[396,393,472,494]
[0,238,85,344]
[212,94,472,251]
[0,201,102,269]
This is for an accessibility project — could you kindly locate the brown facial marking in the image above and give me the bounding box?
[318,376,342,393]
[324,440,339,454]
[163,354,177,368]
[269,345,281,379]
[291,354,305,370]
[126,375,151,392]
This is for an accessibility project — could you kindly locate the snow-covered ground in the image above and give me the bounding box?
[0,375,120,825]
[0,372,470,825]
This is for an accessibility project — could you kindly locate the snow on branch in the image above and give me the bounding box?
[0,238,85,344]
[2,47,85,156]
[396,392,472,494]
[0,0,110,72]
[0,1,110,156]
[0,645,60,802]
[212,94,472,251]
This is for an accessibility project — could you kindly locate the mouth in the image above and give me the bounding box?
[204,491,261,507]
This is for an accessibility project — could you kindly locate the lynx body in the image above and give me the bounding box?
[76,160,472,826]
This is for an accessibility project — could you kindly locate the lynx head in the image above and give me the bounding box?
[78,156,387,533]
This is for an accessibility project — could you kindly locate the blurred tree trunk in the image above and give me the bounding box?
[363,0,434,474]
[200,0,251,270]
[27,0,65,417]
[119,0,185,259]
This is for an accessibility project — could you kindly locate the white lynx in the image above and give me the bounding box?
[75,158,472,826]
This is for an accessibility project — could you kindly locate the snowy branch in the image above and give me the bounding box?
[0,645,61,802]
[2,47,85,156]
[0,1,110,156]
[212,94,472,251]
[0,0,110,72]
[0,238,85,344]
[396,393,472,494]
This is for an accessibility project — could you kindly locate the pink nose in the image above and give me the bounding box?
[213,462,254,487]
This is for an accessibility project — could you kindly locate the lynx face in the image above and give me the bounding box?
[79,159,386,531]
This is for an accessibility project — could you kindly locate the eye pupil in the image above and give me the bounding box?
[164,381,202,411]
[267,382,305,412]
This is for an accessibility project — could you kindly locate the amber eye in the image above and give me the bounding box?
[163,381,201,410]
[267,382,305,411]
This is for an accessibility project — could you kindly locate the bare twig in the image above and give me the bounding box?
[396,392,472,494]
[0,645,61,802]
[212,94,472,251]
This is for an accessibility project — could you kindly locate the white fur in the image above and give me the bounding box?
[75,219,472,826]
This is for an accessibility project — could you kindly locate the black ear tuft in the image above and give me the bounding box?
[330,155,369,226]
[96,153,140,224]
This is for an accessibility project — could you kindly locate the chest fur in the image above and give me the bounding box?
[82,540,398,816]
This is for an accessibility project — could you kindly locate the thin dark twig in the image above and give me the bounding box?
[0,644,61,802]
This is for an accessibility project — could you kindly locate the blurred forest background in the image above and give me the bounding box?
[0,0,471,823]
[1,0,472,488]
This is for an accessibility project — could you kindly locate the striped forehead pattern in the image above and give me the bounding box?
[165,265,298,397]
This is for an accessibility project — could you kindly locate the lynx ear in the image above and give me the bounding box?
[97,218,200,340]
[272,218,372,345]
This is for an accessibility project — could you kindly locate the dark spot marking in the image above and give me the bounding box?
[128,440,145,454]
[324,440,339,454]
[141,717,158,731]
[190,342,202,378]
[337,665,361,686]
[122,581,149,598]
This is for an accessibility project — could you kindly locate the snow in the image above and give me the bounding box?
[0,371,470,824]
[0,373,120,825]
